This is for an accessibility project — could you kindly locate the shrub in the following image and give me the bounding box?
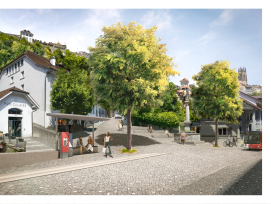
[119,148,138,154]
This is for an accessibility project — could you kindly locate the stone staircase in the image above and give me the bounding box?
[23,137,55,152]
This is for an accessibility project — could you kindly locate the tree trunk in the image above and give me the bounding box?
[106,109,111,118]
[127,108,132,150]
[215,118,218,146]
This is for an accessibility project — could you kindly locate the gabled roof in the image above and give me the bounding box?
[0,50,58,71]
[0,86,39,107]
[0,87,29,99]
[239,91,262,104]
[242,98,261,110]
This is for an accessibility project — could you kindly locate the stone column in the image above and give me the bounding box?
[183,101,191,131]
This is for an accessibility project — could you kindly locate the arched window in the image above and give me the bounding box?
[8,108,22,114]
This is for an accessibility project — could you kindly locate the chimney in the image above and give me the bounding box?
[50,56,56,66]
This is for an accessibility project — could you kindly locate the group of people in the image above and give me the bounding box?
[76,132,113,158]
[227,134,238,144]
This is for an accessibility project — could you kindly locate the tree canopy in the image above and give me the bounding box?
[50,67,95,115]
[89,22,180,149]
[191,60,243,146]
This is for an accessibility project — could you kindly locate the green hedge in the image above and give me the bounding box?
[132,111,183,129]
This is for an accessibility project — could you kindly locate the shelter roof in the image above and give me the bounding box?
[46,113,111,121]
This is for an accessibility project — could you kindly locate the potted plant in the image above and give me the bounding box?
[19,138,24,142]
[11,135,16,139]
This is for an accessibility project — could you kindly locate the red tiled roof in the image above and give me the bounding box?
[0,50,59,71]
[0,86,39,106]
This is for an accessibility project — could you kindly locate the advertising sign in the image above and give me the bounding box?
[61,132,69,153]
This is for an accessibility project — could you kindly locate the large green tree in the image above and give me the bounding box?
[191,60,243,146]
[89,22,179,149]
[50,67,95,115]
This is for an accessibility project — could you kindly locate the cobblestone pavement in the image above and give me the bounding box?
[0,118,262,195]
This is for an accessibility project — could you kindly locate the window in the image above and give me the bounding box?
[218,128,227,135]
[11,76,14,84]
[12,66,14,74]
[8,108,22,114]
[21,71,24,79]
[21,59,23,66]
[17,62,20,68]
[15,65,17,72]
[6,69,8,75]
[21,84,24,90]
[247,113,253,121]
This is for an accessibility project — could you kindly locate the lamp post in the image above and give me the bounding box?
[183,87,191,131]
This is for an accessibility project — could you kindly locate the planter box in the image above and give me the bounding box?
[19,139,24,142]
[11,136,16,139]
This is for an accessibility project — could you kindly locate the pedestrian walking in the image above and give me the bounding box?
[121,120,124,131]
[181,130,186,145]
[165,128,170,138]
[86,135,93,153]
[147,125,150,133]
[118,120,122,131]
[150,125,153,133]
[103,132,113,158]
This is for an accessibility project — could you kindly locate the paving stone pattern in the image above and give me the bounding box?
[0,118,262,195]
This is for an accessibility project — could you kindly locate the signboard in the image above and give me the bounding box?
[61,132,69,153]
[4,102,26,107]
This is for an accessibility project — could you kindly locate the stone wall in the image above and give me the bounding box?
[0,151,58,169]
[174,133,201,143]
[32,123,56,149]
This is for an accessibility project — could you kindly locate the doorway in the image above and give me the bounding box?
[8,117,22,137]
[246,124,252,131]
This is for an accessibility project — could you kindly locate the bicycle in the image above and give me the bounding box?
[223,140,233,147]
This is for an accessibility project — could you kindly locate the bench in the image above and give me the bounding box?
[72,147,88,155]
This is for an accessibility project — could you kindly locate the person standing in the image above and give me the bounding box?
[86,135,93,153]
[181,130,186,145]
[76,136,85,155]
[118,120,122,131]
[104,132,113,158]
[121,120,124,131]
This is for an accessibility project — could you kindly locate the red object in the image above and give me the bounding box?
[61,132,69,153]
[243,131,262,150]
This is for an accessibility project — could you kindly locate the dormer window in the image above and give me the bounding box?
[21,59,23,66]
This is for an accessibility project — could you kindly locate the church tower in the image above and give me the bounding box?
[238,67,247,85]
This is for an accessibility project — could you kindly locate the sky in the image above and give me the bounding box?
[0,9,262,86]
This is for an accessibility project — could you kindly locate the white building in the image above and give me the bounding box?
[0,50,59,130]
[0,87,39,137]
[0,50,109,136]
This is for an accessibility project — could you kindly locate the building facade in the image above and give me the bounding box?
[0,87,39,137]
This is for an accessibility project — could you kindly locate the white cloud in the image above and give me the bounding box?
[140,10,172,30]
[194,32,215,45]
[84,9,121,30]
[210,10,234,27]
[65,34,85,52]
[174,50,190,62]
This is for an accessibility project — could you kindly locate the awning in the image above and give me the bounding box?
[46,113,110,121]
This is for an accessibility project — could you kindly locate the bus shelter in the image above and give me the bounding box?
[46,113,110,158]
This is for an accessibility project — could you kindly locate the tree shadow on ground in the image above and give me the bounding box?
[222,159,262,195]
[95,133,161,147]
[72,128,97,140]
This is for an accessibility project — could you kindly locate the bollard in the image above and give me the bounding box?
[16,138,18,147]
[24,141,27,152]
